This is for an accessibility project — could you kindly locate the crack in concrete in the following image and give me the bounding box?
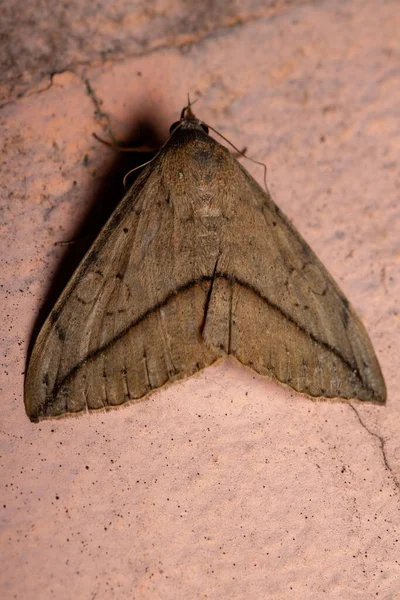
[84,79,106,120]
[1,0,312,110]
[83,78,114,137]
[349,403,399,492]
[0,70,79,109]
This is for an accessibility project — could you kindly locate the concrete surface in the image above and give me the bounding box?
[1,0,399,598]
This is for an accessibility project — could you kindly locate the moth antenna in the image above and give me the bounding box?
[205,123,268,191]
[122,120,185,188]
[54,233,96,247]
[93,132,157,153]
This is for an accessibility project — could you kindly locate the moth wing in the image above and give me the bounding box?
[25,159,222,421]
[201,159,386,403]
[25,128,386,421]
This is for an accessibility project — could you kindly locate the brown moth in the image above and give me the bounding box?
[25,104,386,421]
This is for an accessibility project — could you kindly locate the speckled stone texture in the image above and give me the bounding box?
[1,0,399,598]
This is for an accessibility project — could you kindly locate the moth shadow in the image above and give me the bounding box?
[26,108,168,368]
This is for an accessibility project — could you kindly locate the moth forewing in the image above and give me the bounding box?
[24,105,386,421]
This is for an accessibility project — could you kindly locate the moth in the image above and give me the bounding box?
[25,104,386,421]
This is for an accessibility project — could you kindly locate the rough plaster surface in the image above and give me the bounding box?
[1,0,399,598]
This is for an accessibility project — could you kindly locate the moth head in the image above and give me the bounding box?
[169,101,209,135]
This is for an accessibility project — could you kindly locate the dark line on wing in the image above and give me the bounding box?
[200,254,220,335]
[47,273,369,409]
[143,351,151,390]
[228,284,233,354]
